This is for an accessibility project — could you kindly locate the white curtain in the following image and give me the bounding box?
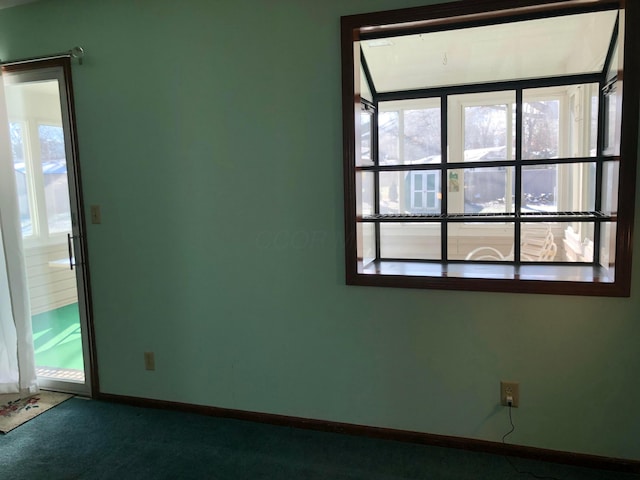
[0,72,37,395]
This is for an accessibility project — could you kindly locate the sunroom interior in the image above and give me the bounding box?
[354,8,622,282]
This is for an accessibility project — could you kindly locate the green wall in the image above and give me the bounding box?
[1,0,639,461]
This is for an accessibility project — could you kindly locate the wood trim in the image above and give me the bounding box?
[615,0,640,296]
[343,0,619,39]
[341,18,359,284]
[1,57,68,74]
[348,271,627,297]
[98,393,640,474]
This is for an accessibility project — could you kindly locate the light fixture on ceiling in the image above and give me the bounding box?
[367,39,393,48]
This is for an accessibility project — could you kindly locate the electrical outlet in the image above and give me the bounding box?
[144,352,155,371]
[90,205,101,224]
[500,381,519,407]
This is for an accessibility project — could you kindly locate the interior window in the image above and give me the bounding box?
[341,0,639,296]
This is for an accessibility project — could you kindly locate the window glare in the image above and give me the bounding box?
[10,122,33,237]
[522,99,559,160]
[457,166,514,215]
[38,124,71,235]
[403,108,441,163]
[378,111,399,164]
[464,105,509,161]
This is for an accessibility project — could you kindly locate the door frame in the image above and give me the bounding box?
[3,57,98,397]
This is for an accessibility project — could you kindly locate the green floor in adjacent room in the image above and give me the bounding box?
[31,303,84,371]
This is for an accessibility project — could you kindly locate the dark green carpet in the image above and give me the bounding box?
[0,398,637,480]
[31,303,84,371]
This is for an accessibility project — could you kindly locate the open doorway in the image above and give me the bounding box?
[3,58,95,396]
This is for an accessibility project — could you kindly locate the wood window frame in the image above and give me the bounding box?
[341,0,640,296]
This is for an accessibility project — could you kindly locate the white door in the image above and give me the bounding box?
[3,59,94,396]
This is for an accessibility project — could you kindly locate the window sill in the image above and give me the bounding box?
[350,260,623,296]
[361,211,612,222]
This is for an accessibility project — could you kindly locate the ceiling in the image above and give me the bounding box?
[362,10,618,93]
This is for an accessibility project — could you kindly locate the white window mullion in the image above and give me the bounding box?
[27,119,49,240]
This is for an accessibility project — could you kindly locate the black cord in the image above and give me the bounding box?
[502,403,516,443]
[502,404,563,480]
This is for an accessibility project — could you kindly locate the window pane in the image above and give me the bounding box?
[450,223,514,261]
[10,122,33,237]
[379,99,441,165]
[359,110,373,166]
[605,91,616,152]
[589,85,599,156]
[603,84,621,156]
[357,222,376,266]
[378,111,399,164]
[357,171,374,216]
[427,174,435,190]
[360,66,372,102]
[522,162,596,213]
[414,174,422,190]
[607,41,618,82]
[559,223,594,262]
[600,221,616,271]
[521,165,557,212]
[522,88,559,160]
[403,107,441,163]
[520,223,559,262]
[39,124,71,235]
[380,223,440,260]
[379,171,400,214]
[379,171,441,214]
[601,160,619,215]
[464,104,510,161]
[448,166,514,215]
